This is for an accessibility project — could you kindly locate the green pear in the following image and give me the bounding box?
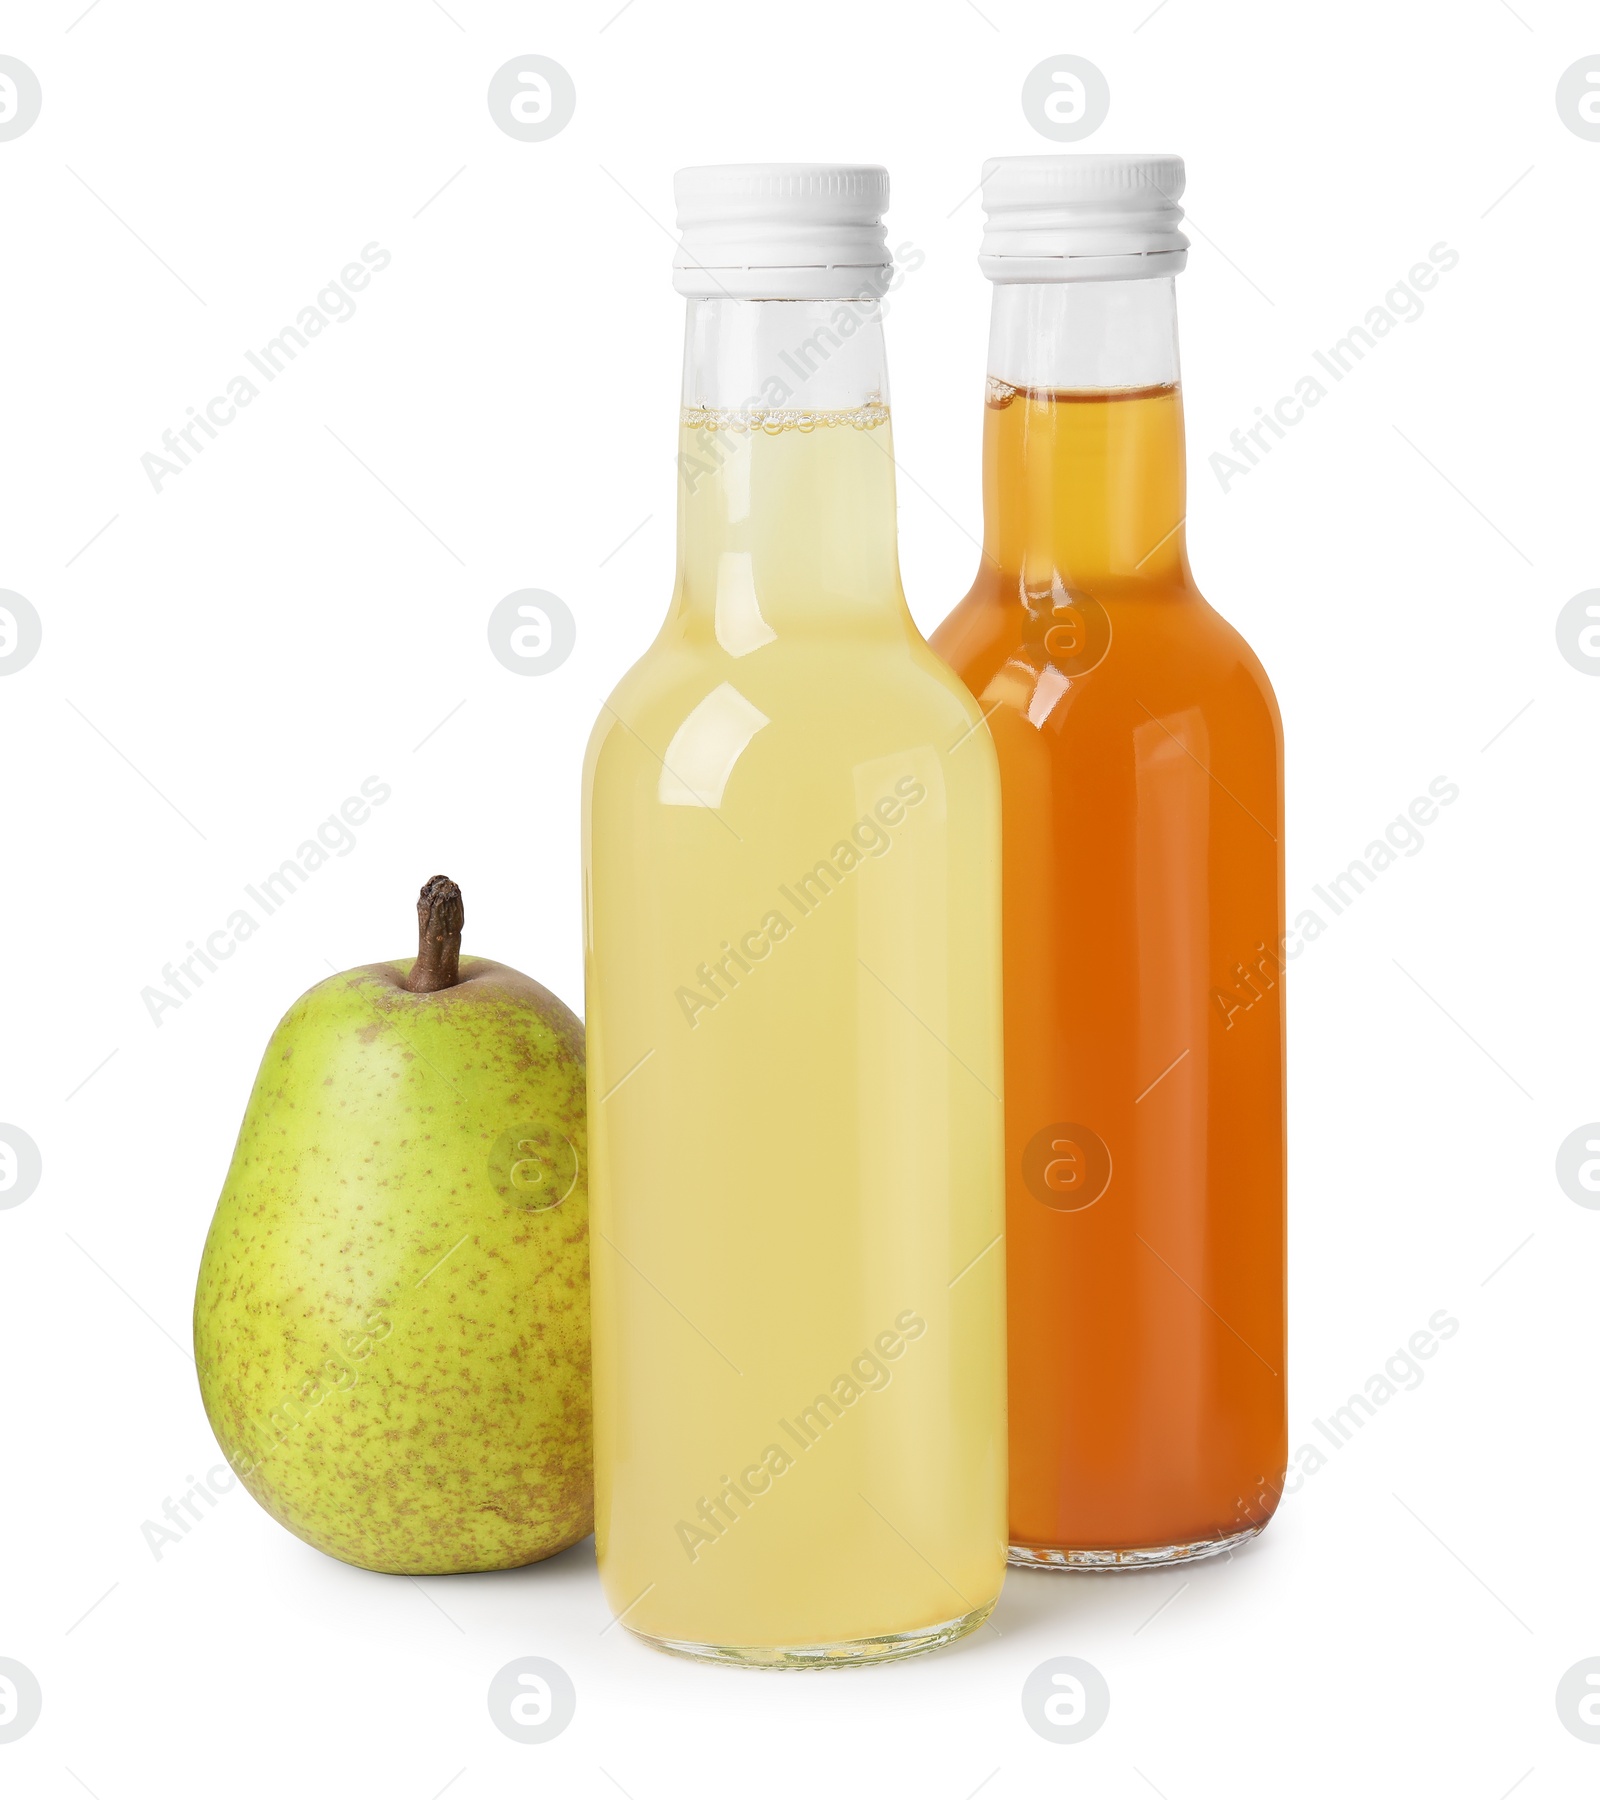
[194,876,592,1574]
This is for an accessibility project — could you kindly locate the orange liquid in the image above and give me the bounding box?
[931,381,1286,1553]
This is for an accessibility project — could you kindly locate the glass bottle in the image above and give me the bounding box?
[931,155,1287,1567]
[583,165,1007,1664]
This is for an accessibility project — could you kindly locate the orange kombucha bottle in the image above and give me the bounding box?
[931,155,1286,1567]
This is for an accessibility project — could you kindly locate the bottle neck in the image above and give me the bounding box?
[674,299,902,638]
[980,278,1189,595]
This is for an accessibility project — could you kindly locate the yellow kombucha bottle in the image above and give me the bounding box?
[582,165,1008,1666]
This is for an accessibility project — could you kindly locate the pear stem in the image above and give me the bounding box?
[407,876,464,993]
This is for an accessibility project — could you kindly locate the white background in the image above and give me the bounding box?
[2,0,1596,1793]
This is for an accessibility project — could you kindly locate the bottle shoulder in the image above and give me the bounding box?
[584,629,999,813]
[592,629,985,743]
[935,580,1280,742]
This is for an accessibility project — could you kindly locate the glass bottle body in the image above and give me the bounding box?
[583,299,1008,1659]
[932,278,1287,1565]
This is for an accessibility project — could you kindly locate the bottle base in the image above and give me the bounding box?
[1008,1522,1263,1572]
[625,1597,997,1670]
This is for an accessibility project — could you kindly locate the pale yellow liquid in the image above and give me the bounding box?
[582,407,1008,1660]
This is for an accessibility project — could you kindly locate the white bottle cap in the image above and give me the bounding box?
[673,164,892,301]
[978,154,1189,283]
